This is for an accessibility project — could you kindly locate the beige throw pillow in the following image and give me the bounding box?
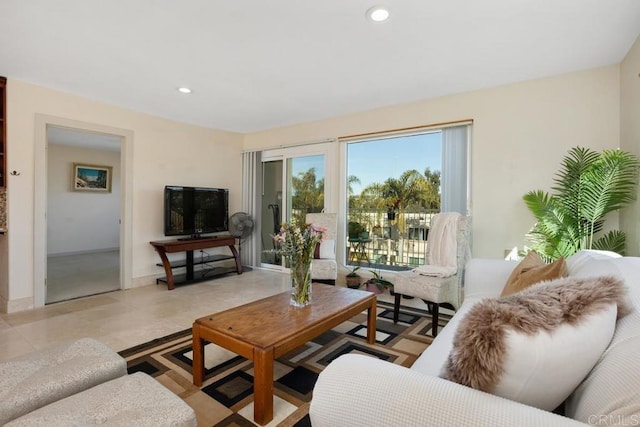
[501,251,567,296]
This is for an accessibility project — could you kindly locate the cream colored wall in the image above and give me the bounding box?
[47,144,121,255]
[245,66,621,258]
[2,80,243,311]
[620,35,640,256]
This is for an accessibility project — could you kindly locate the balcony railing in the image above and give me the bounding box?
[347,208,439,271]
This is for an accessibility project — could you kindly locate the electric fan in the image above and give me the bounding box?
[228,212,255,267]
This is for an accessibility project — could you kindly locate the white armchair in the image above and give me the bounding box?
[306,213,337,285]
[392,213,471,336]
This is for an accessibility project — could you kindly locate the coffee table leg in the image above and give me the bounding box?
[253,347,274,425]
[367,299,377,344]
[192,324,205,386]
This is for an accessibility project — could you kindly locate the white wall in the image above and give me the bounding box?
[47,144,121,255]
[2,79,243,312]
[620,35,640,256]
[245,66,621,258]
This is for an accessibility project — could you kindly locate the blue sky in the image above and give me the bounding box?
[290,132,442,195]
[348,132,441,195]
[77,167,103,181]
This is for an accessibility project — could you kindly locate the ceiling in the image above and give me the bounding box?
[47,126,122,151]
[2,0,640,134]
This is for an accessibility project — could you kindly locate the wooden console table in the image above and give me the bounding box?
[150,236,242,290]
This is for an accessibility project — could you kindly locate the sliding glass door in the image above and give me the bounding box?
[260,159,283,266]
[260,148,327,269]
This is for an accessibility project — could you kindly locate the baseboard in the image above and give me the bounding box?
[48,247,119,257]
[3,295,34,313]
[130,274,158,288]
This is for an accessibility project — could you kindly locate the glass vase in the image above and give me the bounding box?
[290,260,312,307]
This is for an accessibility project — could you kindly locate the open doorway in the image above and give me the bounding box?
[45,126,122,303]
[34,115,133,309]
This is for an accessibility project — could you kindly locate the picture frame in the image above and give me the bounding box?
[72,163,112,192]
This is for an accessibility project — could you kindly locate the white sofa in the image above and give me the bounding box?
[310,251,640,426]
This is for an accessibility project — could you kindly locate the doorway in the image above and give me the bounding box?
[45,126,122,303]
[259,147,328,270]
[34,115,134,308]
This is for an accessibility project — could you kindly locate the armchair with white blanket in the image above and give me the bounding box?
[392,212,471,336]
[306,213,338,285]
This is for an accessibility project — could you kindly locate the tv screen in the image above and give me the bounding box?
[164,186,229,237]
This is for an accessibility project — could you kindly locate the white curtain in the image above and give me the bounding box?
[241,151,261,267]
[441,125,469,214]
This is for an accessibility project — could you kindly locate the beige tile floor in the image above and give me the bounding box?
[0,268,292,363]
[46,250,121,304]
[0,267,419,364]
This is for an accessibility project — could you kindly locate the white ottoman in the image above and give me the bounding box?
[6,372,197,427]
[0,337,127,425]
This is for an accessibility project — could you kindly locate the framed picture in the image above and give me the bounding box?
[73,163,112,192]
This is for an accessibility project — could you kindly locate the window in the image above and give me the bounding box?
[344,124,469,270]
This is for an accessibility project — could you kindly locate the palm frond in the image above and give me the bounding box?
[592,230,626,255]
[523,147,638,259]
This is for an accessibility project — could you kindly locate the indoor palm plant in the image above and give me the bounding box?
[523,146,639,261]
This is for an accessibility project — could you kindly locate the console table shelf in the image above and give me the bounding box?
[155,253,236,269]
[150,236,242,290]
[156,266,238,287]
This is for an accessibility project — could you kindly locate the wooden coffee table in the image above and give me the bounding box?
[192,283,377,425]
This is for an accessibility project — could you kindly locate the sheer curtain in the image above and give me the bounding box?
[241,151,261,267]
[441,125,469,214]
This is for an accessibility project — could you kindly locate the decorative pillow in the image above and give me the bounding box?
[314,240,335,259]
[319,239,335,259]
[314,243,321,259]
[500,251,567,296]
[442,276,629,411]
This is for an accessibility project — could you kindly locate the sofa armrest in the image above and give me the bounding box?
[310,355,584,427]
[463,258,518,299]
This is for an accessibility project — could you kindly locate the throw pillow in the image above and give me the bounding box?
[319,239,335,259]
[313,240,335,259]
[441,276,629,411]
[501,251,567,296]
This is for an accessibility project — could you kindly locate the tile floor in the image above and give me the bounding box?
[46,250,120,303]
[0,267,420,364]
[0,268,292,363]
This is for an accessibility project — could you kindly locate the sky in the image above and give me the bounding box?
[347,132,441,195]
[289,132,442,195]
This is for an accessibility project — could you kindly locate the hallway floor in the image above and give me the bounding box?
[47,250,120,304]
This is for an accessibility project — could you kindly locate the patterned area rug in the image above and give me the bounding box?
[118,301,451,427]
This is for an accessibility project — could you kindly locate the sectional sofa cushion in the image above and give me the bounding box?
[5,372,196,427]
[563,252,640,424]
[0,337,127,425]
[442,275,628,411]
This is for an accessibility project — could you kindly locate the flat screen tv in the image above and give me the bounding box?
[164,186,229,238]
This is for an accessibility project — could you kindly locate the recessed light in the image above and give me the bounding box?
[366,6,390,22]
[177,87,192,94]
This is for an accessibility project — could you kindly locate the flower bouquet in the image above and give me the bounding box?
[273,219,326,306]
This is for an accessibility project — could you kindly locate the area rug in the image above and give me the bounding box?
[118,301,451,427]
